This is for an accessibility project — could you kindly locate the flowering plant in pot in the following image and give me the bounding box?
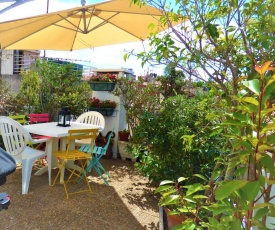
[89,97,117,109]
[89,97,117,116]
[89,73,117,82]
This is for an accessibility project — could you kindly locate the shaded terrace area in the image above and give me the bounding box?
[1,158,160,230]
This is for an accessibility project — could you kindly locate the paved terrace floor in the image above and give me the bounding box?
[1,158,160,230]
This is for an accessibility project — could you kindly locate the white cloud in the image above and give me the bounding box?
[0,0,164,76]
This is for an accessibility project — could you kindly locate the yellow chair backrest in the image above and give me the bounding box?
[8,115,27,125]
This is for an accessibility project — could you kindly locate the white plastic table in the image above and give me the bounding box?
[24,122,103,185]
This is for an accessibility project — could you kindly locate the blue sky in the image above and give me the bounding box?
[0,0,164,76]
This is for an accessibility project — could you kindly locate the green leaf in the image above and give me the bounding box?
[258,144,273,153]
[160,180,175,185]
[261,123,275,133]
[215,180,248,200]
[262,82,275,104]
[177,177,188,183]
[253,207,269,220]
[261,107,275,119]
[241,181,260,202]
[229,219,242,230]
[259,154,274,173]
[206,23,219,39]
[161,194,180,206]
[264,74,275,91]
[155,185,174,193]
[185,183,204,196]
[241,97,259,106]
[209,205,231,216]
[193,174,208,181]
[267,133,275,145]
[243,79,260,95]
[233,112,250,123]
[193,195,208,199]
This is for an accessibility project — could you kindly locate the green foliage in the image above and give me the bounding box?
[17,69,41,114]
[30,59,91,120]
[132,93,224,183]
[156,62,275,229]
[112,77,161,131]
[129,0,275,96]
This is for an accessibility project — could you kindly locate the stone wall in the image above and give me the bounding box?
[0,74,21,94]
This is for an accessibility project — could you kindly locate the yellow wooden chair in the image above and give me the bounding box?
[8,114,27,125]
[51,128,99,199]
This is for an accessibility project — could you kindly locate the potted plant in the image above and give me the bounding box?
[118,128,130,141]
[88,73,118,91]
[89,97,117,116]
[117,128,135,161]
[156,175,210,229]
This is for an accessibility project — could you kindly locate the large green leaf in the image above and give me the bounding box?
[261,106,275,119]
[215,180,248,200]
[243,79,260,95]
[267,133,275,145]
[261,123,275,133]
[229,219,242,230]
[206,23,219,39]
[233,112,251,123]
[240,97,259,106]
[253,207,269,220]
[185,183,204,196]
[262,81,275,104]
[208,204,231,216]
[241,181,260,202]
[258,144,273,153]
[264,74,275,90]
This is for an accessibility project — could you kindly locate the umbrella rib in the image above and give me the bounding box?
[85,12,119,33]
[55,13,85,34]
[88,12,145,41]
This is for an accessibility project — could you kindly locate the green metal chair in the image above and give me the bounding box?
[78,129,115,186]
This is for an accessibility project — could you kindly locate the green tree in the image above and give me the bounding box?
[18,59,91,120]
[129,0,275,96]
[132,93,224,182]
[17,69,41,114]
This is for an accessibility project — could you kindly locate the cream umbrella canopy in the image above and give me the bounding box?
[0,0,177,51]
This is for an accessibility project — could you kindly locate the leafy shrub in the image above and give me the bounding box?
[132,94,225,183]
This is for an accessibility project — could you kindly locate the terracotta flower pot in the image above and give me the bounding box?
[118,131,130,141]
[164,208,186,229]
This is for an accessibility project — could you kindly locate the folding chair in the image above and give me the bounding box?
[51,128,99,199]
[78,129,114,186]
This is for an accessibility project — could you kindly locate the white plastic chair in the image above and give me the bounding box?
[75,111,105,146]
[0,116,52,194]
[76,111,105,128]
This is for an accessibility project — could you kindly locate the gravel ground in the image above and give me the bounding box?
[1,158,160,230]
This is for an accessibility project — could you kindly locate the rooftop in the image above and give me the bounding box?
[1,158,160,229]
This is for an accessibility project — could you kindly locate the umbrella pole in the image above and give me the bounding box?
[43,0,50,58]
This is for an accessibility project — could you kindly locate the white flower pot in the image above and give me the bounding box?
[117,140,136,161]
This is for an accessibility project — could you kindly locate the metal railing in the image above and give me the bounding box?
[11,54,94,77]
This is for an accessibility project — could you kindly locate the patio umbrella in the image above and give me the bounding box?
[0,0,180,51]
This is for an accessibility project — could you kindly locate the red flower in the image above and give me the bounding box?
[89,97,117,108]
[89,73,118,82]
